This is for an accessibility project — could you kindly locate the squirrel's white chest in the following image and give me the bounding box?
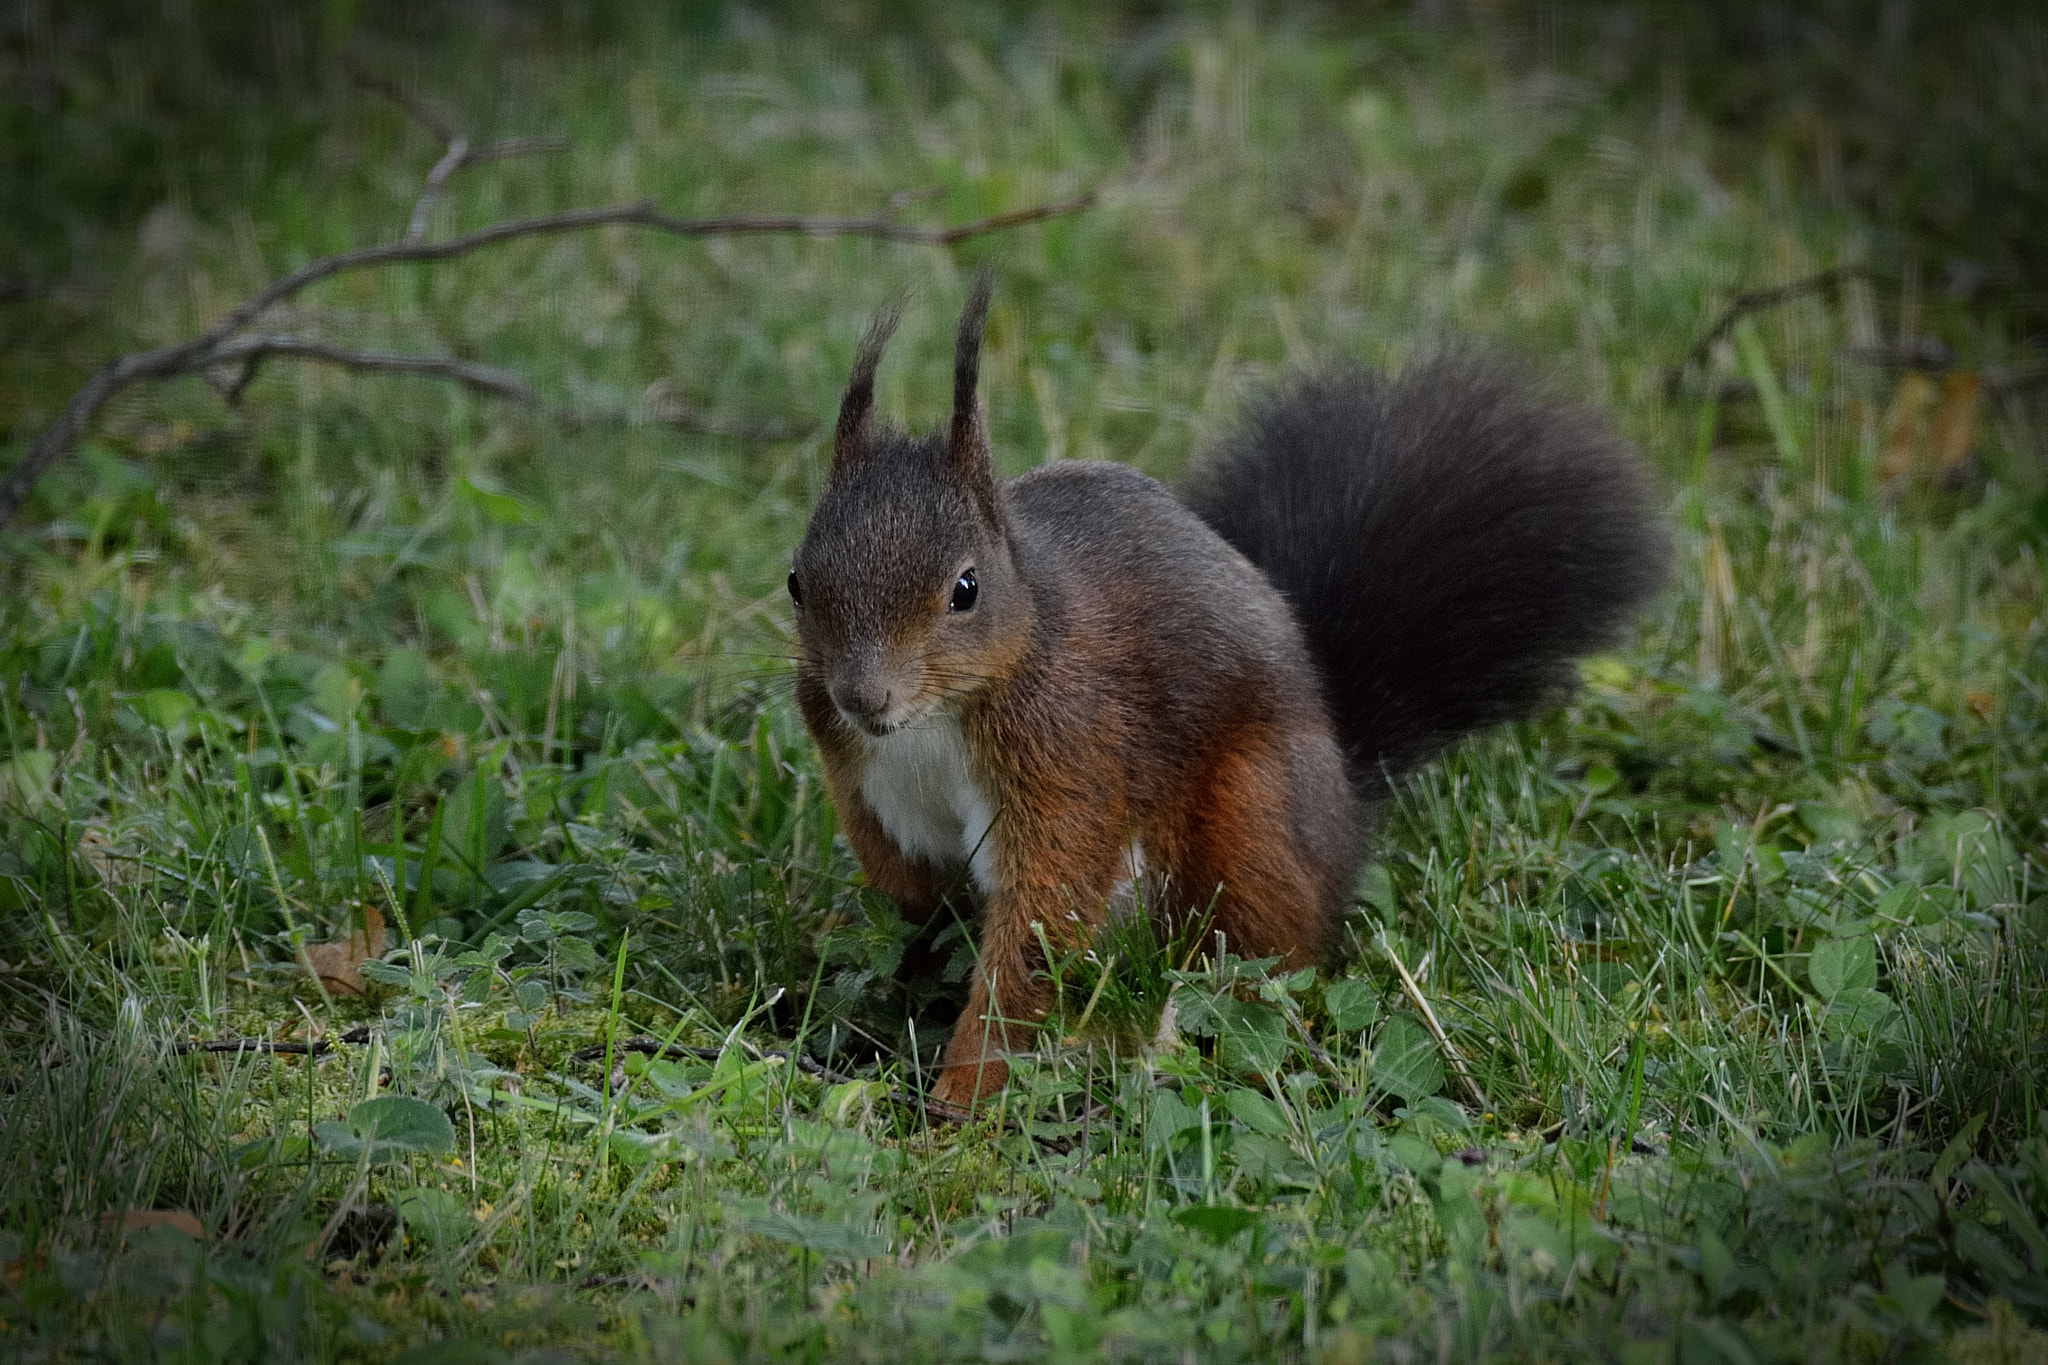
[858,715,1000,894]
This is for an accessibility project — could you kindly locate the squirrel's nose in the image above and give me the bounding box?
[830,678,891,721]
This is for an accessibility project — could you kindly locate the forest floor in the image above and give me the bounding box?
[2,5,2045,1361]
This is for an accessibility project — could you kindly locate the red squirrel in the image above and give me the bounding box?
[789,276,1667,1106]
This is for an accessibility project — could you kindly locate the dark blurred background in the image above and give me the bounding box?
[5,1,2044,328]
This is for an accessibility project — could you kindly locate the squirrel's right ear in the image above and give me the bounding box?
[834,303,902,468]
[948,269,1002,522]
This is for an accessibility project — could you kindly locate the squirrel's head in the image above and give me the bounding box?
[791,274,1029,739]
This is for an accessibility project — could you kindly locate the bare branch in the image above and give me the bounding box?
[408,140,578,243]
[200,335,812,440]
[1668,265,1877,395]
[408,135,471,242]
[345,62,458,144]
[173,1024,371,1057]
[350,61,570,243]
[467,136,572,165]
[0,186,1096,531]
[885,184,947,215]
[1836,341,2048,394]
[1836,337,1958,372]
[209,334,549,408]
[406,139,571,242]
[213,191,1099,346]
[640,378,813,442]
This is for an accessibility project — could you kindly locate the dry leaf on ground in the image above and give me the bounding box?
[106,1209,206,1239]
[298,904,388,995]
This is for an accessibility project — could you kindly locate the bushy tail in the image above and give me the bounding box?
[1182,354,1668,794]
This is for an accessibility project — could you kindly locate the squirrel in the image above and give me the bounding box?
[788,275,1668,1107]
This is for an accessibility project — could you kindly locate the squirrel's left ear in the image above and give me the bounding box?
[948,268,1001,522]
[834,303,901,470]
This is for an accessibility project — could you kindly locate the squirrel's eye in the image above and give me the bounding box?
[950,568,978,613]
[787,570,803,608]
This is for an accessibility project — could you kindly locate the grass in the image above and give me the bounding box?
[2,3,2047,1360]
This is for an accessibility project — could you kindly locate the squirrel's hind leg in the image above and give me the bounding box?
[1161,726,1358,970]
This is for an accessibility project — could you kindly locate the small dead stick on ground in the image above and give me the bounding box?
[172,1024,373,1056]
[1376,929,1490,1113]
[0,71,1097,531]
[1665,265,1877,392]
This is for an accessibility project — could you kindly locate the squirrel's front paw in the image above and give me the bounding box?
[930,1055,1010,1109]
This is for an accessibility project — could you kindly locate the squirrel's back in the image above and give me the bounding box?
[999,458,1340,811]
[1181,354,1669,795]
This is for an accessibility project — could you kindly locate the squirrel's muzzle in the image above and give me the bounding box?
[827,648,912,735]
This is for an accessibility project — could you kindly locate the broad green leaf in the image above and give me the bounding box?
[377,649,438,729]
[1880,1264,1945,1332]
[441,774,507,866]
[1357,863,1396,915]
[1809,936,1876,1000]
[315,1095,455,1162]
[1171,1204,1260,1243]
[1796,802,1859,845]
[1324,977,1381,1031]
[1214,998,1289,1074]
[395,1186,471,1248]
[1697,1227,1736,1302]
[1681,1318,1761,1365]
[311,664,362,726]
[1232,1133,1317,1188]
[724,1198,887,1260]
[1225,1087,1290,1138]
[1933,1112,1988,1187]
[1824,986,1897,1038]
[1955,1221,2028,1282]
[136,689,193,731]
[822,1081,888,1126]
[1385,1132,1441,1176]
[607,1128,675,1167]
[458,474,536,525]
[1372,1013,1445,1103]
[1148,1089,1198,1152]
[355,959,414,987]
[1406,1095,1474,1132]
[1922,811,2019,912]
[0,750,54,808]
[1875,881,1946,926]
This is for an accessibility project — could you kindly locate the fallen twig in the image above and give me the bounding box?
[349,63,572,242]
[208,335,545,409]
[0,69,1098,532]
[1668,265,1876,395]
[197,335,807,441]
[1376,930,1489,1113]
[172,1024,372,1056]
[1837,342,2048,395]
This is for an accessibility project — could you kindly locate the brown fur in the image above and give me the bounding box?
[788,277,1665,1106]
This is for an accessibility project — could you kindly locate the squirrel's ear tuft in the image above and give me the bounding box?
[834,303,901,468]
[948,268,1000,518]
